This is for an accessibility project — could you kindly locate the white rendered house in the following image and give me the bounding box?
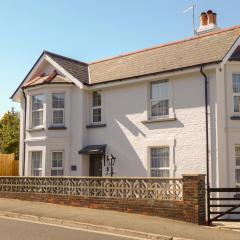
[11,11,240,188]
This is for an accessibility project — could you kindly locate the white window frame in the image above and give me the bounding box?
[52,93,65,126]
[235,145,240,186]
[92,90,102,124]
[51,151,64,176]
[31,94,44,128]
[31,151,43,176]
[232,73,240,115]
[149,146,170,177]
[148,79,175,120]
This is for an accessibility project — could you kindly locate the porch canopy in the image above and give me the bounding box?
[78,144,106,155]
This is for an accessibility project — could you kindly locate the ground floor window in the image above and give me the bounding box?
[150,147,170,177]
[31,151,43,176]
[51,151,64,176]
[235,145,240,185]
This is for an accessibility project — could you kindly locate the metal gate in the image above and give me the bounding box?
[208,187,240,224]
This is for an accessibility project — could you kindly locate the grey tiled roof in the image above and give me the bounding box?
[44,51,89,85]
[88,26,240,84]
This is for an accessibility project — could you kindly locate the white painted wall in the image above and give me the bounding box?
[224,62,240,187]
[19,59,240,191]
[85,71,216,177]
[18,61,219,179]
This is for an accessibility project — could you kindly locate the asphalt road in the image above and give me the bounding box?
[0,217,138,240]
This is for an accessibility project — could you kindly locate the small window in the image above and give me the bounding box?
[52,93,65,125]
[32,95,44,127]
[51,151,64,176]
[92,91,101,123]
[150,80,169,119]
[31,151,42,176]
[150,147,170,177]
[235,145,240,185]
[233,74,240,113]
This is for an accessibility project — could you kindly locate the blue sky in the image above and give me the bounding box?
[1,0,240,117]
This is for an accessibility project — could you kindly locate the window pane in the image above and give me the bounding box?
[233,74,240,93]
[234,96,240,113]
[51,169,64,176]
[92,91,101,107]
[151,80,169,100]
[32,152,42,168]
[151,169,169,177]
[53,110,64,124]
[52,93,64,108]
[151,99,169,117]
[236,146,240,166]
[151,147,169,168]
[150,147,170,177]
[32,95,44,111]
[32,110,43,127]
[31,151,42,176]
[52,152,63,168]
[236,169,240,184]
[32,170,42,176]
[93,108,101,122]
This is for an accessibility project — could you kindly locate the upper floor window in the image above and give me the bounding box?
[52,93,65,125]
[51,151,64,176]
[31,151,42,176]
[32,95,44,127]
[233,74,240,113]
[150,147,170,177]
[235,145,240,186]
[150,80,169,119]
[92,91,101,123]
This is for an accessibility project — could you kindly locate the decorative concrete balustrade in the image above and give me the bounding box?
[0,175,206,224]
[0,177,183,201]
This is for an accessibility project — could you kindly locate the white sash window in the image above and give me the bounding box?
[150,80,169,119]
[31,151,43,176]
[150,147,170,177]
[233,74,240,113]
[235,145,240,186]
[52,93,65,126]
[51,151,64,176]
[92,91,102,123]
[32,95,44,127]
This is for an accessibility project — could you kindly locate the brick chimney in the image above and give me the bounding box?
[197,10,220,35]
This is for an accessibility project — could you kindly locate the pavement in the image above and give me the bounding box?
[0,198,239,240]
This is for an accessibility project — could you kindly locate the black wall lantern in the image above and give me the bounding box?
[104,154,116,177]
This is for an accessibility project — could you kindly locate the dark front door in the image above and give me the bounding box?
[89,154,102,176]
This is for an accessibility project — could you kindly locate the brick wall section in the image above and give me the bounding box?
[0,175,206,224]
[182,174,206,224]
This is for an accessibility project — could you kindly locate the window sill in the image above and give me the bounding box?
[231,116,240,120]
[142,117,176,124]
[27,127,45,132]
[86,123,107,129]
[48,126,67,130]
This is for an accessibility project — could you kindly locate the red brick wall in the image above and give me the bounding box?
[0,174,206,224]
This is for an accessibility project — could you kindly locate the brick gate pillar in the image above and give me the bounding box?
[182,174,206,224]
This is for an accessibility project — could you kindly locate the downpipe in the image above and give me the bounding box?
[200,65,210,224]
[22,89,27,176]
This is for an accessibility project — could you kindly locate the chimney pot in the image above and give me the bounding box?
[207,10,215,25]
[196,9,220,35]
[200,12,208,26]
